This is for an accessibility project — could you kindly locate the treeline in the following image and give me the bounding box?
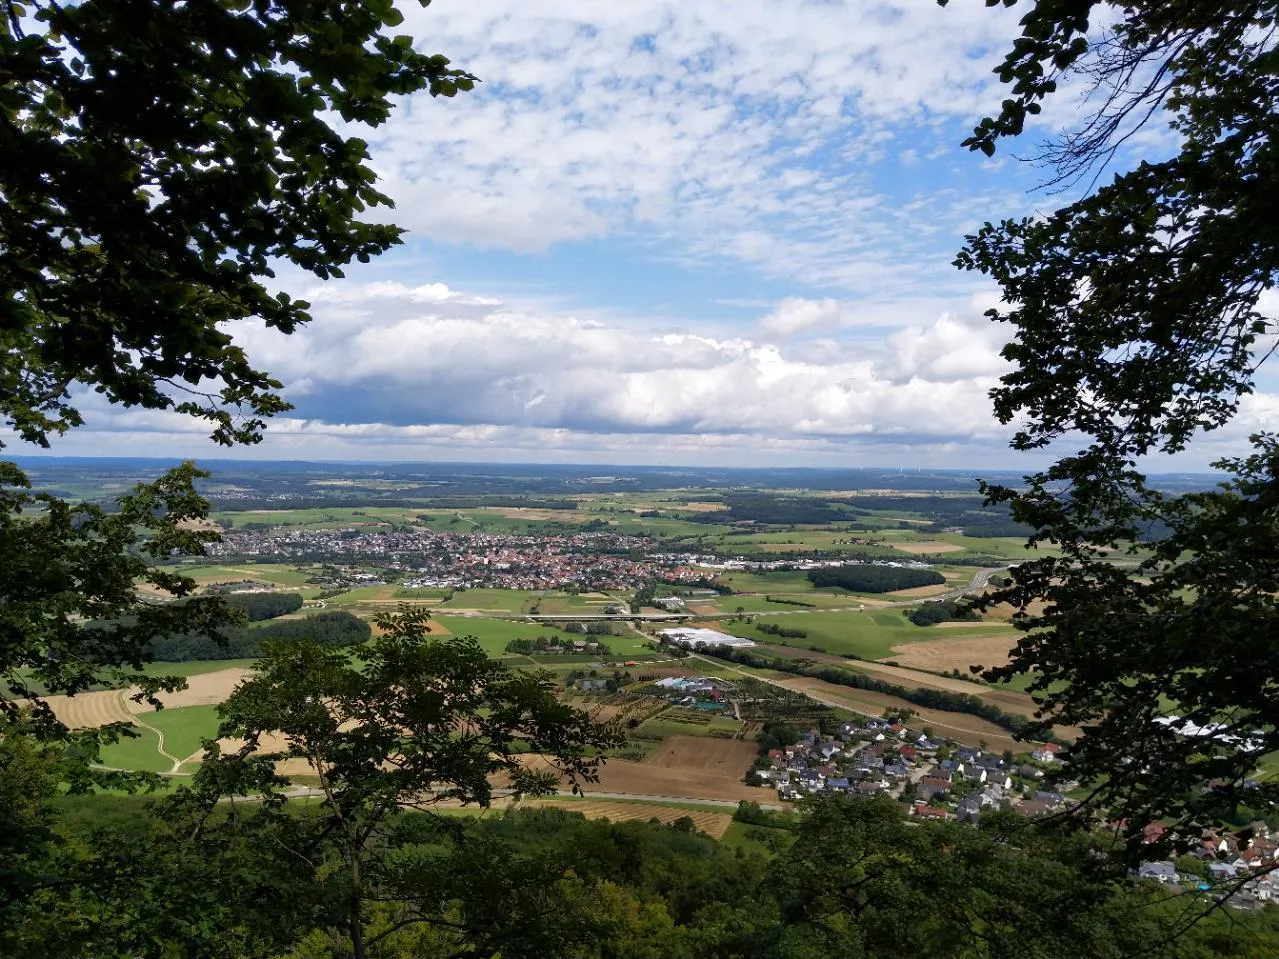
[563,621,615,635]
[756,622,808,639]
[148,611,370,661]
[222,591,303,621]
[765,595,814,607]
[703,646,1050,742]
[909,599,980,627]
[808,566,945,593]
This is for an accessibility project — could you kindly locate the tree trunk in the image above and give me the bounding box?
[349,852,366,959]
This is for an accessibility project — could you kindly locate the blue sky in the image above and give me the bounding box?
[19,0,1278,468]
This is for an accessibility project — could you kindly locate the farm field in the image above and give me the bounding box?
[520,798,731,839]
[888,541,966,555]
[211,507,421,530]
[126,666,253,712]
[516,754,773,804]
[745,642,1055,728]
[710,609,933,660]
[754,672,1024,753]
[155,562,322,596]
[432,615,656,660]
[647,735,758,776]
[883,633,1021,673]
[437,588,541,612]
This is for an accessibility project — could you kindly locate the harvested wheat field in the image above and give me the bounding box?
[38,690,134,729]
[983,599,1052,621]
[127,667,253,713]
[888,584,952,598]
[523,799,731,838]
[851,660,1002,696]
[766,674,1023,753]
[647,735,757,776]
[890,541,965,554]
[885,635,1019,672]
[515,755,771,803]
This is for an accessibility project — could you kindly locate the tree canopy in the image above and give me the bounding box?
[946,0,1279,848]
[1,0,474,448]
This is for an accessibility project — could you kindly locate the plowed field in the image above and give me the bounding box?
[516,755,771,803]
[647,735,757,775]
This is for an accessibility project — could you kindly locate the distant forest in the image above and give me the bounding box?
[148,611,370,661]
[223,591,304,620]
[808,566,945,593]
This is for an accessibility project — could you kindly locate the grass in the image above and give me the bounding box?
[96,727,173,773]
[96,704,223,773]
[713,609,930,660]
[433,616,580,657]
[144,704,223,763]
[719,821,795,856]
[439,589,541,613]
[160,562,317,588]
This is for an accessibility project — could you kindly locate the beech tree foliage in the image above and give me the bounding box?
[1,0,474,448]
[190,607,623,959]
[945,0,1279,848]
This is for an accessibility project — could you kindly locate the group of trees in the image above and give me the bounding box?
[148,610,370,662]
[909,599,980,627]
[808,566,946,593]
[755,621,809,640]
[222,591,305,621]
[563,620,616,636]
[13,789,1279,958]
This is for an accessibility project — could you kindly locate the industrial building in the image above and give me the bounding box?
[657,627,756,649]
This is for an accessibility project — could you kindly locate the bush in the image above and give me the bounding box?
[756,622,808,639]
[908,599,979,627]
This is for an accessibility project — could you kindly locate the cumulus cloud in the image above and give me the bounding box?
[218,281,1010,442]
[349,0,1036,294]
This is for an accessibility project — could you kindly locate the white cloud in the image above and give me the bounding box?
[758,298,844,337]
[349,0,1033,293]
[213,280,1014,448]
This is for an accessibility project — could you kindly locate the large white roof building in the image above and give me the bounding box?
[658,627,757,649]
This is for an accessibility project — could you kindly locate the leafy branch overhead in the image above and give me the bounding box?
[0,0,476,448]
[946,0,1279,849]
